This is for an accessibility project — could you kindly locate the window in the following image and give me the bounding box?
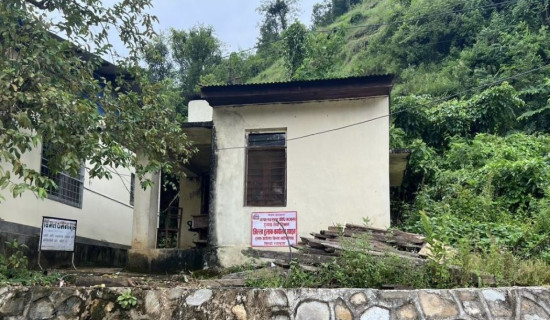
[40,147,84,208]
[246,132,286,206]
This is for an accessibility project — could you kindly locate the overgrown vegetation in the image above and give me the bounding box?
[249,230,550,289]
[1,1,195,200]
[0,240,60,286]
[143,0,550,287]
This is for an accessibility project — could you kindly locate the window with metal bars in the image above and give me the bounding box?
[40,148,84,208]
[245,132,286,207]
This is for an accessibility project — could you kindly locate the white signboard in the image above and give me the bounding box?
[251,211,297,247]
[40,217,77,252]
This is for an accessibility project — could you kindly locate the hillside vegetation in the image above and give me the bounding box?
[144,0,550,265]
[239,0,550,263]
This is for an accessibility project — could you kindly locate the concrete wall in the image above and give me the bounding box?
[212,97,390,266]
[188,100,213,122]
[2,286,549,319]
[0,142,134,247]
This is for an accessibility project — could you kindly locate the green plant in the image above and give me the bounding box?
[117,289,138,309]
[0,239,29,279]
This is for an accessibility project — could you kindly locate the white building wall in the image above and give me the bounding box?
[212,97,390,266]
[188,100,213,122]
[0,143,134,246]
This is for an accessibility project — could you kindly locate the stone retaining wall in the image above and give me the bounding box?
[1,286,549,319]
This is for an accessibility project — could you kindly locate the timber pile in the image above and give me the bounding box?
[243,224,429,266]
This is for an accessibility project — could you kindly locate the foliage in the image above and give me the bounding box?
[0,0,194,200]
[248,231,550,289]
[117,289,138,309]
[142,25,222,116]
[143,33,174,82]
[0,239,28,279]
[311,0,334,28]
[401,133,550,260]
[295,30,345,80]
[170,26,222,97]
[0,239,60,285]
[393,82,524,148]
[281,21,309,78]
[257,0,299,52]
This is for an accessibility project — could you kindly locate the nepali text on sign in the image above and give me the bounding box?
[40,217,77,252]
[251,211,297,247]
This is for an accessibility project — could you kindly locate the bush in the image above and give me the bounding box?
[248,224,550,289]
[0,239,60,286]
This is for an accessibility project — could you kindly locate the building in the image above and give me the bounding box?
[0,60,135,268]
[129,75,410,269]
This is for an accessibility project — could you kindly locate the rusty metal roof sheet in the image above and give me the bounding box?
[199,74,395,107]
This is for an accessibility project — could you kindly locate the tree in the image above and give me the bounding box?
[257,0,300,52]
[143,34,174,83]
[281,21,309,78]
[170,26,222,102]
[312,0,334,28]
[331,0,362,18]
[0,1,194,200]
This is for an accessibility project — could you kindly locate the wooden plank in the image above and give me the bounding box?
[299,247,337,256]
[319,230,339,238]
[391,230,426,244]
[310,233,328,240]
[303,237,328,249]
[344,230,424,251]
[345,224,387,234]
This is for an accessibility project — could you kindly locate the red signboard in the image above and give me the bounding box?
[251,211,297,247]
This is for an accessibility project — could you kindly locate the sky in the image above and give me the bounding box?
[146,0,320,54]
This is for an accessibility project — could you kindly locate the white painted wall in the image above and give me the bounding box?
[188,100,213,122]
[0,143,134,246]
[211,97,390,266]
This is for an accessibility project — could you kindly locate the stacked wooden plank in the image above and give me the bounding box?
[243,224,429,266]
[299,224,428,264]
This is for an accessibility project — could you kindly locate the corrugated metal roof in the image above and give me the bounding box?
[201,74,394,89]
[199,74,395,107]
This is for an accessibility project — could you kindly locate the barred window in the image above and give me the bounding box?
[246,132,286,207]
[40,148,84,208]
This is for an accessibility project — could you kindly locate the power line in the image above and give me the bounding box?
[216,62,550,151]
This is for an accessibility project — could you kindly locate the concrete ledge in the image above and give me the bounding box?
[1,286,549,319]
[127,248,206,273]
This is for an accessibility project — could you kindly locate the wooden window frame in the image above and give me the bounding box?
[245,131,287,207]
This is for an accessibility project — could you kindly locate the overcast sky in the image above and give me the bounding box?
[147,0,320,54]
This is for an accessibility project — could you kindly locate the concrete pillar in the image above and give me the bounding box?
[127,152,161,272]
[131,171,160,250]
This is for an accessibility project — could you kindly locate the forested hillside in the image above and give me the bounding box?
[144,0,550,264]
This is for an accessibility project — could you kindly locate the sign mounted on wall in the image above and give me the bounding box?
[251,211,297,247]
[38,216,78,269]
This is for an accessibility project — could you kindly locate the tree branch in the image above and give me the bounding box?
[25,0,51,10]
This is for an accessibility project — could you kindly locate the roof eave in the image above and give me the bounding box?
[200,75,394,107]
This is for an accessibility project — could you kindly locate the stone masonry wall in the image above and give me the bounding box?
[1,286,550,319]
